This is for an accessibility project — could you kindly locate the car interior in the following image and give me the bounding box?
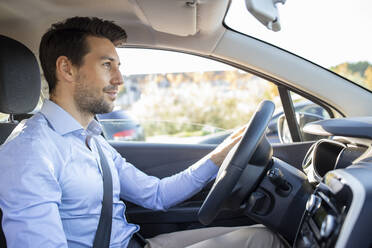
[1,0,372,247]
[0,34,42,246]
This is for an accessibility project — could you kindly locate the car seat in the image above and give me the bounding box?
[0,34,41,247]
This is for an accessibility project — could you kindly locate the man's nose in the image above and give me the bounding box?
[111,69,124,86]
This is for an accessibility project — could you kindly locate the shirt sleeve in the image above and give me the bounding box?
[110,145,219,210]
[0,137,68,248]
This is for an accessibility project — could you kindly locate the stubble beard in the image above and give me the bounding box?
[73,76,114,116]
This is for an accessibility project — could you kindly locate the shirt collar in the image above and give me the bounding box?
[39,99,102,136]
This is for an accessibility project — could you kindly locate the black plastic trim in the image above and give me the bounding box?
[278,86,302,142]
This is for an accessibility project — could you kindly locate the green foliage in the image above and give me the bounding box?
[126,71,278,137]
[330,61,372,91]
[347,61,371,76]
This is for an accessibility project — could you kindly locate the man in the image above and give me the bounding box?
[0,17,284,247]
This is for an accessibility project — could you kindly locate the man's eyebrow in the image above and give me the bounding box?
[100,56,121,66]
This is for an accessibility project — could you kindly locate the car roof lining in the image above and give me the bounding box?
[0,0,230,54]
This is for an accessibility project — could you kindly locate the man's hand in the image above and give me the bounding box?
[208,126,246,167]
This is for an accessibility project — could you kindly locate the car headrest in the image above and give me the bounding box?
[0,35,41,114]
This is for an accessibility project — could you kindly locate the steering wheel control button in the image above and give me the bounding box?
[306,194,322,214]
[320,214,336,239]
[267,168,291,193]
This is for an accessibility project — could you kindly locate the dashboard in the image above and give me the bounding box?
[244,117,372,247]
[302,139,367,184]
[294,117,372,247]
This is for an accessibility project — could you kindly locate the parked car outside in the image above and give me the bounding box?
[96,110,145,141]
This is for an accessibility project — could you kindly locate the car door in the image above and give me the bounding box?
[105,48,332,238]
[110,141,314,237]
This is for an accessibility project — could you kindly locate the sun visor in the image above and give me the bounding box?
[130,0,228,36]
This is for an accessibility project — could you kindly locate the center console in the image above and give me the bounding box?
[295,166,372,248]
[248,148,372,247]
[295,180,350,248]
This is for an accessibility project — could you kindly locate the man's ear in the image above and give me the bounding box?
[56,56,75,83]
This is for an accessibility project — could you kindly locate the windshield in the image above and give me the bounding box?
[224,0,372,92]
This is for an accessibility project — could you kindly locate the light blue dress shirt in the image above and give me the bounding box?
[0,100,218,248]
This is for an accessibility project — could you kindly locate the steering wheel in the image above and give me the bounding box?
[198,100,275,225]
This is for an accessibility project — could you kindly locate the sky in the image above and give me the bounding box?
[117,49,235,75]
[225,0,372,68]
[118,0,372,75]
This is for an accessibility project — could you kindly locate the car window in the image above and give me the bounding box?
[273,92,331,143]
[289,93,330,120]
[98,48,331,145]
[0,113,8,122]
[225,0,372,92]
[106,48,284,144]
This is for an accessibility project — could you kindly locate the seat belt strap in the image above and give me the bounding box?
[92,139,113,248]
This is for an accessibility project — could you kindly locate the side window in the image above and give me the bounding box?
[98,48,284,144]
[275,92,332,143]
[0,113,8,123]
[291,93,330,120]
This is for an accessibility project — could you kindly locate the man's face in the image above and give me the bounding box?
[73,36,123,115]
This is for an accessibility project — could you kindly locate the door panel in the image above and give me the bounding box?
[110,140,311,237]
[110,140,312,178]
[110,141,215,177]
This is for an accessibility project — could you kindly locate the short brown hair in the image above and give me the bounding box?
[39,17,127,94]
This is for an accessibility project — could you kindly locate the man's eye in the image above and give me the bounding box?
[103,62,111,69]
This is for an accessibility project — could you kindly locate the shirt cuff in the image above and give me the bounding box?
[190,158,219,183]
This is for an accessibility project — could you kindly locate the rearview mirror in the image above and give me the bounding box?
[245,0,286,32]
[277,112,325,143]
